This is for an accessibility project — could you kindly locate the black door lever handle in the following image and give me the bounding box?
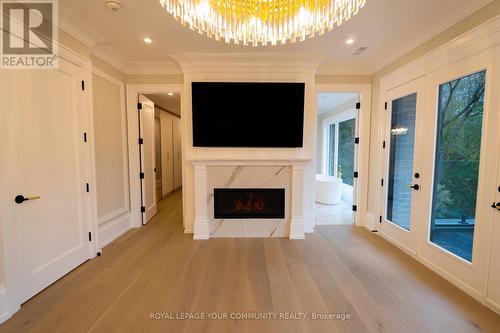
[15,195,40,204]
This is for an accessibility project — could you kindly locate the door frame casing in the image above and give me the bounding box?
[0,45,99,321]
[126,84,184,228]
[314,83,372,229]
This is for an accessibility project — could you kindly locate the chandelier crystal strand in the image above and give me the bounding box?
[159,0,366,46]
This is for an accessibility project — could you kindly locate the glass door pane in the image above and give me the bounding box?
[338,119,355,186]
[328,124,336,176]
[429,71,486,262]
[386,93,417,230]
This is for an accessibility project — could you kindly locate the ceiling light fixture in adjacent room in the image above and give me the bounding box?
[144,37,152,44]
[346,38,355,45]
[159,0,367,46]
[168,92,174,96]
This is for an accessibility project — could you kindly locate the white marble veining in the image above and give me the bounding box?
[206,166,292,237]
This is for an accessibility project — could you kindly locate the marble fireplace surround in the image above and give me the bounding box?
[192,159,310,239]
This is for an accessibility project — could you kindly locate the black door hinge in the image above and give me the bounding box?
[141,206,146,213]
[355,137,360,144]
[353,172,359,179]
[138,138,144,145]
[379,216,382,223]
[88,232,92,242]
[356,102,361,110]
[86,183,90,193]
[383,141,386,149]
[352,205,358,212]
[384,102,388,110]
[83,132,87,142]
[381,179,384,186]
[81,80,85,91]
[140,172,145,179]
[137,102,143,110]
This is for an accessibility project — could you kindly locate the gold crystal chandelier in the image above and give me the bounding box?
[159,0,366,46]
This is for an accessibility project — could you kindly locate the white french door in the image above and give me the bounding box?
[418,55,495,298]
[380,78,426,255]
[381,50,499,302]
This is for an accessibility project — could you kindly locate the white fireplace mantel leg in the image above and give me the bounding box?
[290,165,305,239]
[193,165,210,240]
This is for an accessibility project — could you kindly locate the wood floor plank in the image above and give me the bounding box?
[0,191,499,333]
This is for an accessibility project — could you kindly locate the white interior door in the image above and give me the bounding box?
[139,96,157,224]
[0,55,93,303]
[380,78,426,255]
[173,117,183,190]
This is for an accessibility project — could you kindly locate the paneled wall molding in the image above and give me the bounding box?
[91,68,131,247]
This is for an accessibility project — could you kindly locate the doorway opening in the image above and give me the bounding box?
[138,93,182,225]
[315,92,360,225]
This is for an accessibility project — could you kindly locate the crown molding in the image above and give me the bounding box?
[172,53,327,75]
[125,60,183,75]
[58,3,108,48]
[58,3,182,75]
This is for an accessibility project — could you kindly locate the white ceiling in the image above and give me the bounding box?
[317,93,358,114]
[144,93,181,116]
[59,0,493,75]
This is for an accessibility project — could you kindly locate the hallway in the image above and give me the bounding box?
[1,191,499,333]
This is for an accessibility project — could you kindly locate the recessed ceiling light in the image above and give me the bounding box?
[143,37,152,44]
[346,38,355,45]
[168,92,174,96]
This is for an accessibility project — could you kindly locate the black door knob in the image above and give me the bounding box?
[410,184,420,191]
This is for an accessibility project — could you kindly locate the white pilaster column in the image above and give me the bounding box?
[290,165,305,239]
[193,164,210,239]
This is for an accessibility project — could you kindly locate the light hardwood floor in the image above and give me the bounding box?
[1,190,499,333]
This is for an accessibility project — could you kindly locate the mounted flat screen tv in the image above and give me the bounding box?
[192,82,305,147]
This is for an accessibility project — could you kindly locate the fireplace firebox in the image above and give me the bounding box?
[214,188,285,219]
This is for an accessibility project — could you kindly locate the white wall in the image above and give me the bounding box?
[92,70,131,248]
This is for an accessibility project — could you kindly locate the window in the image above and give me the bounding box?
[338,119,355,186]
[429,70,486,262]
[324,113,356,186]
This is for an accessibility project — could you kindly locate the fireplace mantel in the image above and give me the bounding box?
[192,159,309,240]
[190,158,311,166]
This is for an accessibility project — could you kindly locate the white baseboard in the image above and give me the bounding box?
[98,212,131,248]
[485,298,500,316]
[0,285,10,324]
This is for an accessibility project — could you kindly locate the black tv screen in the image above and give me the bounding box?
[192,82,305,147]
